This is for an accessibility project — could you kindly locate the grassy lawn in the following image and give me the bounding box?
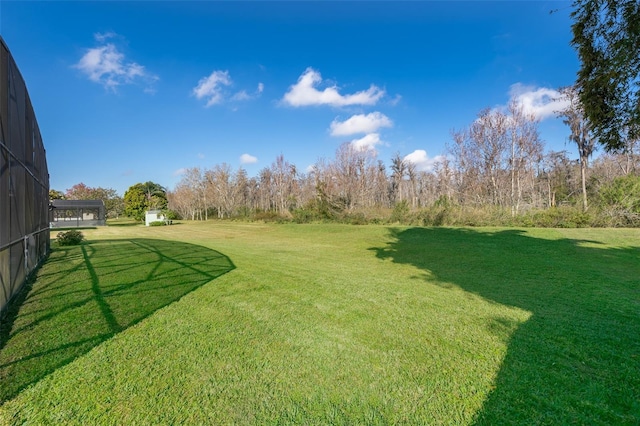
[1,222,638,424]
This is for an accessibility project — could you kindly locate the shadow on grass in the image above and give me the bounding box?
[0,238,235,403]
[373,228,640,424]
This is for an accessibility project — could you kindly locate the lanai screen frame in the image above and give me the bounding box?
[50,199,106,228]
[0,36,50,318]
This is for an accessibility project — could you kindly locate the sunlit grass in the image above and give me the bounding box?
[1,222,638,424]
[0,236,234,404]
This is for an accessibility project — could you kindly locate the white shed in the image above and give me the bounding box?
[145,209,165,226]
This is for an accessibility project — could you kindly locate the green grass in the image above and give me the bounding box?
[1,222,638,424]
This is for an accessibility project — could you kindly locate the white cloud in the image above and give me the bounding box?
[232,82,265,102]
[350,133,383,152]
[193,70,232,107]
[173,168,187,176]
[231,90,251,101]
[404,150,445,173]
[240,153,258,164]
[194,73,262,106]
[197,153,205,159]
[74,33,157,91]
[330,112,393,136]
[93,31,117,43]
[282,67,385,107]
[509,83,569,120]
[389,94,402,106]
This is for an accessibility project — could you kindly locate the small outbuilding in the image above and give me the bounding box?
[50,199,106,228]
[145,209,166,226]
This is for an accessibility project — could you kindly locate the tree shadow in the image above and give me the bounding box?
[0,238,235,403]
[372,227,640,424]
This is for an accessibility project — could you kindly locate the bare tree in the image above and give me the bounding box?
[205,163,234,218]
[373,160,391,208]
[615,138,639,176]
[390,152,407,204]
[508,102,544,215]
[434,156,454,203]
[184,167,208,220]
[167,185,192,220]
[256,167,273,212]
[414,170,439,207]
[473,108,510,206]
[557,86,597,211]
[447,105,544,214]
[449,109,510,207]
[231,167,249,216]
[331,143,376,210]
[405,161,418,208]
[271,155,297,214]
[448,128,477,205]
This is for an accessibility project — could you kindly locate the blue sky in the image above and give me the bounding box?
[1,1,579,196]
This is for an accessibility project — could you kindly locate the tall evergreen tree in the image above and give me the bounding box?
[571,0,640,151]
[124,182,167,221]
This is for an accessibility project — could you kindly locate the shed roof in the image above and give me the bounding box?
[51,199,105,208]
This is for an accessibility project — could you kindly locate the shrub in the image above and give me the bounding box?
[389,200,410,223]
[416,206,451,226]
[252,210,289,223]
[56,230,84,246]
[292,207,316,224]
[232,206,253,219]
[162,209,180,220]
[344,212,368,225]
[597,174,640,226]
[149,221,166,227]
[523,206,593,228]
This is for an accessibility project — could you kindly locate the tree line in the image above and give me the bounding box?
[166,90,639,227]
[51,86,640,227]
